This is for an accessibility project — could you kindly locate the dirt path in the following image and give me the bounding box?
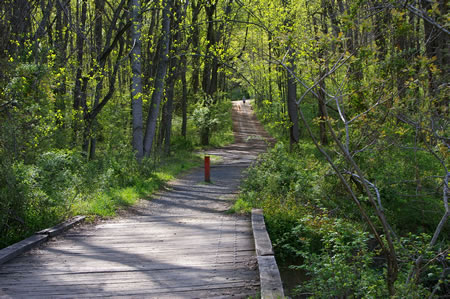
[0,100,273,298]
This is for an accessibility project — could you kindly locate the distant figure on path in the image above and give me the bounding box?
[242,96,246,104]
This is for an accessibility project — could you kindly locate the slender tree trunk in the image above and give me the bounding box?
[130,0,144,160]
[317,73,328,145]
[144,8,159,87]
[162,78,175,155]
[161,0,184,154]
[318,3,328,145]
[88,0,104,159]
[34,0,54,63]
[190,0,202,95]
[202,2,215,96]
[287,53,299,146]
[199,1,217,145]
[72,0,87,145]
[181,55,188,138]
[372,0,388,60]
[54,0,68,131]
[268,32,273,103]
[143,0,171,157]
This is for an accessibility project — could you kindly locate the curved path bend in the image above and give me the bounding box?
[0,101,273,298]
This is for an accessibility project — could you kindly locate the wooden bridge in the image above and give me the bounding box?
[0,102,283,298]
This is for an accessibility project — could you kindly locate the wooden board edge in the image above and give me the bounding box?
[37,215,86,237]
[251,209,274,256]
[1,216,85,265]
[0,234,48,265]
[257,256,285,299]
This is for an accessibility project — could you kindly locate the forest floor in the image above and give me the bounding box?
[0,101,275,298]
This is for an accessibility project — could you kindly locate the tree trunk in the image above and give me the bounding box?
[268,32,273,103]
[201,127,210,146]
[372,0,388,60]
[287,53,299,146]
[130,0,144,160]
[318,2,328,145]
[317,74,328,145]
[161,0,184,154]
[190,0,202,95]
[162,79,175,155]
[34,0,54,63]
[54,0,68,131]
[181,55,188,138]
[72,0,87,145]
[88,0,105,159]
[143,0,171,157]
[144,8,159,88]
[202,1,216,96]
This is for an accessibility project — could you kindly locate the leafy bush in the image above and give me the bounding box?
[191,95,233,146]
[293,215,388,298]
[2,63,58,162]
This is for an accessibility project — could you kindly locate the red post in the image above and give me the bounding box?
[204,156,210,182]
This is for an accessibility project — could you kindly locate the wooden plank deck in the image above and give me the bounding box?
[0,215,259,298]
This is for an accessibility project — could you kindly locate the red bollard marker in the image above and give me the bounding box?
[204,156,210,182]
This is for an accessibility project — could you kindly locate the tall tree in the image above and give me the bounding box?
[286,51,299,146]
[189,0,203,95]
[143,0,171,157]
[72,0,88,144]
[130,0,145,160]
[159,0,184,155]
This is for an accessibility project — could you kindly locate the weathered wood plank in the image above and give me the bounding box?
[252,208,274,256]
[53,288,259,299]
[0,235,48,265]
[36,216,86,237]
[58,234,253,242]
[74,229,251,237]
[0,252,255,269]
[0,268,257,284]
[258,256,285,299]
[0,263,255,278]
[6,247,255,259]
[1,281,259,297]
[0,274,257,289]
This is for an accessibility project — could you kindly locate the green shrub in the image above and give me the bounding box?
[191,96,234,147]
[293,215,387,298]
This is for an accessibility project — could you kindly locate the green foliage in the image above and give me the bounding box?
[234,140,448,296]
[191,95,234,147]
[291,216,434,298]
[293,216,388,298]
[2,63,59,161]
[235,142,329,259]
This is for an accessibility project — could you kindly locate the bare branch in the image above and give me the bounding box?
[402,2,450,36]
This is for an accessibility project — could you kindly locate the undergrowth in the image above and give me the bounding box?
[232,141,448,297]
